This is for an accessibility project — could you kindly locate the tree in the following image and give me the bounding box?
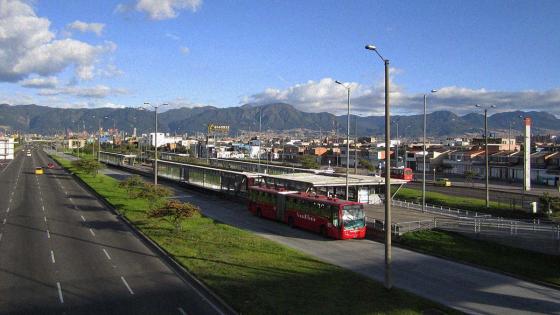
[464,170,476,188]
[72,158,104,177]
[299,154,319,169]
[118,175,145,197]
[138,183,172,211]
[147,200,200,232]
[359,159,374,172]
[539,192,560,214]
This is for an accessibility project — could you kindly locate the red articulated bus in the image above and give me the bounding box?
[248,185,366,240]
[383,167,414,181]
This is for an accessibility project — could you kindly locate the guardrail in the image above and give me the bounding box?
[392,199,492,219]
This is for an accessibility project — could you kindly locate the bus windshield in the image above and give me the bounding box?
[342,205,365,230]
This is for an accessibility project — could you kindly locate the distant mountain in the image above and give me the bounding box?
[1,103,559,138]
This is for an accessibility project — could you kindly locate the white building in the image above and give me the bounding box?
[147,133,183,147]
[0,137,15,160]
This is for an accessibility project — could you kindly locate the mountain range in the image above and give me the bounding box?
[1,103,559,138]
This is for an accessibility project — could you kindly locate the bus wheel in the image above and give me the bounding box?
[288,217,294,228]
[256,208,262,217]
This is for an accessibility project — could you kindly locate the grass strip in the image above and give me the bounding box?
[400,229,560,287]
[53,155,455,315]
[395,187,533,219]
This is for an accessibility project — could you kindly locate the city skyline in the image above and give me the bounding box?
[0,0,559,116]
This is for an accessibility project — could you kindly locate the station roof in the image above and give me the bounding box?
[263,172,408,187]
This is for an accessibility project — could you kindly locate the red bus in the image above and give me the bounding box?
[248,185,366,240]
[383,167,414,181]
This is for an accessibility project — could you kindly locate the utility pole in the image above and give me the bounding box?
[335,80,351,200]
[476,104,495,208]
[366,44,392,290]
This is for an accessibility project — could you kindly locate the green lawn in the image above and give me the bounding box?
[396,187,534,219]
[400,230,560,287]
[53,156,455,315]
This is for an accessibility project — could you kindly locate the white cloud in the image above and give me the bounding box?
[38,85,128,98]
[0,0,115,82]
[179,46,190,55]
[242,77,560,117]
[19,76,59,89]
[165,32,180,40]
[130,0,201,20]
[67,20,105,36]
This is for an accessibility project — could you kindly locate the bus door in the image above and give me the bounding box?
[276,194,287,221]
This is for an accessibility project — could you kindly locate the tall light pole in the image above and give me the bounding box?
[422,90,438,213]
[355,114,359,174]
[144,102,168,186]
[335,80,351,200]
[258,107,262,173]
[366,44,392,290]
[476,104,496,208]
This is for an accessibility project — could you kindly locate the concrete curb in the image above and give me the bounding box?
[49,153,238,315]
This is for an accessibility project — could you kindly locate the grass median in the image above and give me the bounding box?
[395,187,533,219]
[400,229,560,287]
[52,156,455,315]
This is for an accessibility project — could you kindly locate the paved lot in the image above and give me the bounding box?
[0,149,226,315]
[99,165,560,315]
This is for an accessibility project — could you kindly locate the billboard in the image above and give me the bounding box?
[208,124,230,134]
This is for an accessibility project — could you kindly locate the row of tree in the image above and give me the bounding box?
[118,175,200,232]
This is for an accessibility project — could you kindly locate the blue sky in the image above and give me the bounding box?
[1,0,559,116]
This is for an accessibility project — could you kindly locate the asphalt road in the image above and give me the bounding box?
[97,165,560,315]
[0,148,227,315]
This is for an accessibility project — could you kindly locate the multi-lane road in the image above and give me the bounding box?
[0,148,229,314]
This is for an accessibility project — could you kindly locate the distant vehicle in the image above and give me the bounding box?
[47,163,54,169]
[435,178,452,187]
[26,152,31,157]
[382,167,414,181]
[35,167,44,175]
[248,185,366,240]
[314,167,335,175]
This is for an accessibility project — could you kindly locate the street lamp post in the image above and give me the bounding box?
[144,102,168,186]
[258,107,262,173]
[422,90,437,213]
[355,114,358,174]
[476,104,496,208]
[366,44,392,290]
[335,80,351,200]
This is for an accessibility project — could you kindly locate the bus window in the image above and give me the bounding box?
[331,205,339,227]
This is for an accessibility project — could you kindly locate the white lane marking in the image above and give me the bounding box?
[120,276,134,295]
[80,215,86,222]
[42,206,45,212]
[56,282,64,304]
[0,233,3,242]
[2,218,5,225]
[47,230,51,239]
[6,208,9,213]
[44,216,47,222]
[89,228,96,237]
[177,307,188,315]
[50,250,56,263]
[102,248,111,260]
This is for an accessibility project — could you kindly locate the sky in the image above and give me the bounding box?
[1,0,559,116]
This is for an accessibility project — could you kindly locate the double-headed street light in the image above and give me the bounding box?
[144,102,168,186]
[365,43,392,290]
[422,90,438,213]
[475,104,496,208]
[335,80,351,200]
